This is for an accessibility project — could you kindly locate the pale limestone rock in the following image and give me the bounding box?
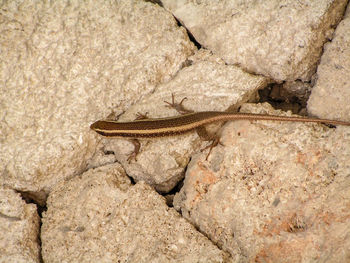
[0,188,40,263]
[188,48,228,65]
[162,0,348,81]
[0,0,195,203]
[174,103,350,262]
[98,60,268,192]
[308,5,350,122]
[41,164,230,262]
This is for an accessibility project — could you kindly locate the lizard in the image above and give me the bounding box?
[90,94,350,161]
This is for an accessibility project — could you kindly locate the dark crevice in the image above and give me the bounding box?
[167,177,184,196]
[16,191,46,263]
[160,156,190,208]
[16,190,47,215]
[103,150,115,155]
[38,216,44,263]
[184,26,202,49]
[126,174,136,185]
[257,82,312,115]
[173,16,202,49]
[161,177,185,207]
[144,0,163,7]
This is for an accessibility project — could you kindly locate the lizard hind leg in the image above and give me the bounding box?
[196,126,224,160]
[127,139,141,163]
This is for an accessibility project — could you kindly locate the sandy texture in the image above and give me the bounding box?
[41,164,230,262]
[0,0,195,203]
[308,5,350,122]
[0,188,40,263]
[2,1,350,262]
[174,103,350,262]
[162,0,348,81]
[96,59,268,192]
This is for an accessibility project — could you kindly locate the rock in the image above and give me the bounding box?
[0,0,195,203]
[174,103,350,262]
[308,4,350,122]
[0,188,40,263]
[99,59,268,192]
[162,0,348,81]
[41,164,230,262]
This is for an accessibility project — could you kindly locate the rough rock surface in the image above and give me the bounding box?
[41,164,230,262]
[0,188,40,263]
[96,59,268,192]
[174,103,350,262]
[0,0,195,203]
[162,0,348,81]
[308,5,350,122]
[2,1,350,262]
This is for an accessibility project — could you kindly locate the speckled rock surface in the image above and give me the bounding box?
[174,103,350,262]
[41,164,230,262]
[308,5,350,122]
[162,0,348,81]
[2,1,350,261]
[0,188,40,263]
[96,59,268,192]
[0,0,195,203]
